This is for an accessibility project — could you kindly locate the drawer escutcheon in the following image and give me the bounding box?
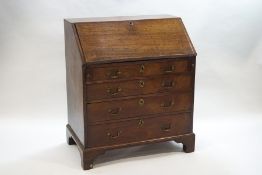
[140,64,145,73]
[139,80,145,88]
[138,98,145,106]
[138,119,144,127]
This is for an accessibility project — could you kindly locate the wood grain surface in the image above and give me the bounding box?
[75,17,196,64]
[65,15,196,170]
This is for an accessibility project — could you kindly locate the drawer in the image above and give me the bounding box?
[86,59,192,83]
[86,74,193,102]
[86,92,193,123]
[87,113,192,147]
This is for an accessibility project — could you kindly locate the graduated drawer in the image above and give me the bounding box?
[86,92,193,123]
[87,113,192,148]
[86,74,193,102]
[85,59,193,83]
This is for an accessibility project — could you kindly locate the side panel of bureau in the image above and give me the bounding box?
[64,21,85,145]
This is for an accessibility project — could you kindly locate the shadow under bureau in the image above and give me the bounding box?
[64,15,197,170]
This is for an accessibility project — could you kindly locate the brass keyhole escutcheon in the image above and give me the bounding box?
[140,64,145,73]
[138,119,144,127]
[139,80,145,88]
[139,98,144,106]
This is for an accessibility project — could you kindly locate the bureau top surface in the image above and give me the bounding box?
[65,15,196,64]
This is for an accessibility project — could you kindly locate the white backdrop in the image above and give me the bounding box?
[0,0,262,175]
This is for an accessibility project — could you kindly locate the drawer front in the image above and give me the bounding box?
[87,113,192,147]
[86,92,193,123]
[86,59,192,82]
[86,74,193,102]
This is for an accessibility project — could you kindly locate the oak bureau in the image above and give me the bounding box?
[64,15,197,170]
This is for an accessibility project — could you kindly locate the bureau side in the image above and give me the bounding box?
[190,56,196,132]
[64,20,85,145]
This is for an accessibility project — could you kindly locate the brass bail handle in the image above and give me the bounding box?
[161,100,174,107]
[107,87,122,96]
[108,107,121,115]
[164,65,175,73]
[107,131,122,139]
[162,80,175,88]
[161,123,172,132]
[108,69,121,79]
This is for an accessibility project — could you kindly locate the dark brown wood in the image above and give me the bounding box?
[66,126,76,145]
[64,15,196,170]
[86,92,193,123]
[75,17,196,64]
[86,74,193,101]
[87,113,192,147]
[81,149,105,170]
[174,133,195,153]
[85,58,192,82]
[67,124,195,170]
[66,125,105,170]
[64,20,85,145]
